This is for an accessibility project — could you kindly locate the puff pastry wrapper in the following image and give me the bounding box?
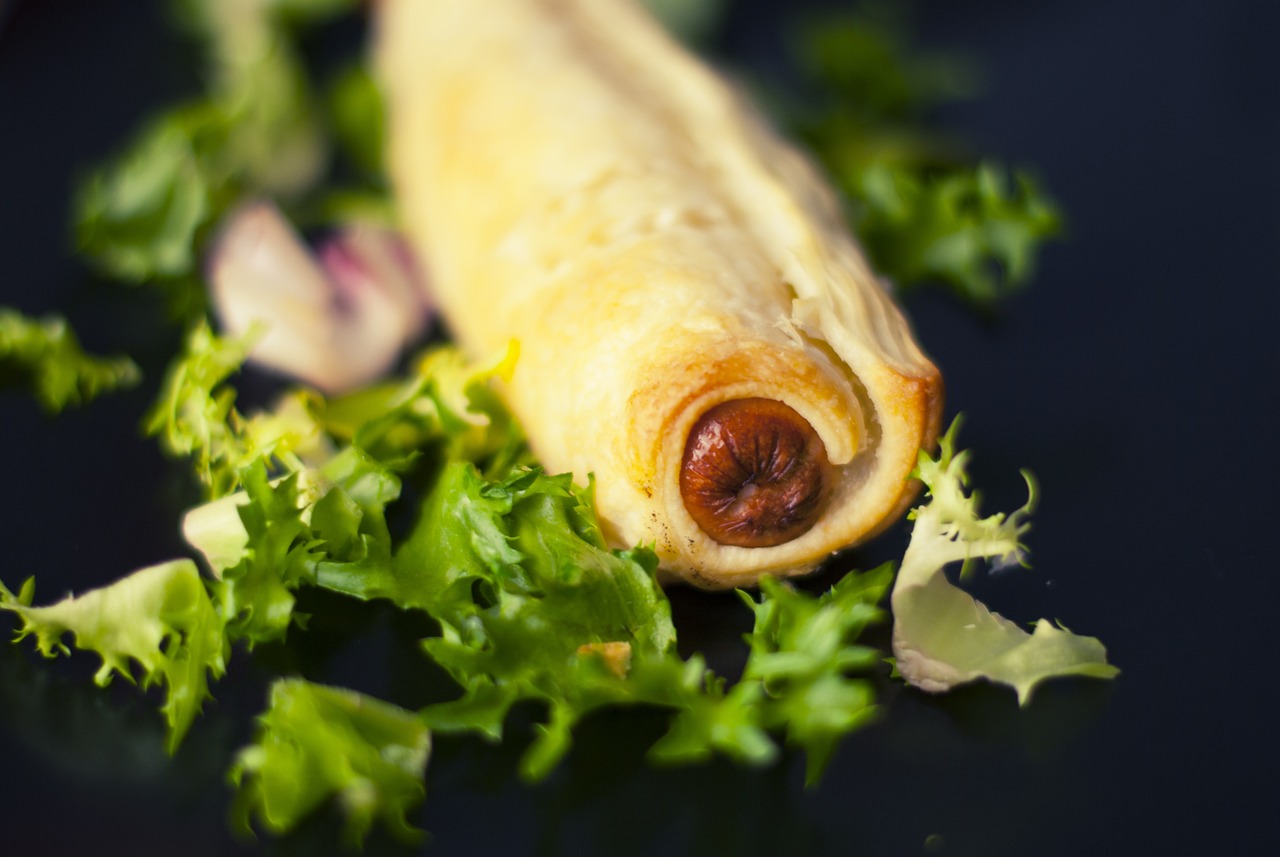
[377,0,943,588]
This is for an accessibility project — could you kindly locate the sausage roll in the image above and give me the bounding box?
[377,0,944,588]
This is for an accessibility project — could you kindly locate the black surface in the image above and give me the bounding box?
[2,1,1278,855]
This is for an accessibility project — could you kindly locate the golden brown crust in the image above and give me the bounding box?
[377,0,944,588]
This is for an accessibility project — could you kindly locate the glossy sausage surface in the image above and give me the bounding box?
[680,398,832,547]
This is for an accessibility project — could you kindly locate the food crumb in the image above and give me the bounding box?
[577,641,632,677]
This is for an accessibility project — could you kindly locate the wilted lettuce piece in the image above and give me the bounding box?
[739,569,891,784]
[0,307,140,413]
[891,421,1118,703]
[230,679,430,845]
[0,560,225,752]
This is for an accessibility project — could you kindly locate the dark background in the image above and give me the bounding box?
[2,0,1277,855]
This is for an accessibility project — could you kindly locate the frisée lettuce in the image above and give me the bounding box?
[230,678,431,845]
[0,560,225,753]
[0,339,1116,840]
[891,421,1119,702]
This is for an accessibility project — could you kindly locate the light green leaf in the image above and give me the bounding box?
[852,162,1062,303]
[208,464,325,645]
[890,420,1119,704]
[143,321,257,498]
[0,307,140,413]
[0,560,225,752]
[144,322,330,500]
[74,104,229,287]
[230,678,430,845]
[322,342,529,476]
[740,570,891,783]
[183,458,402,649]
[642,660,776,768]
